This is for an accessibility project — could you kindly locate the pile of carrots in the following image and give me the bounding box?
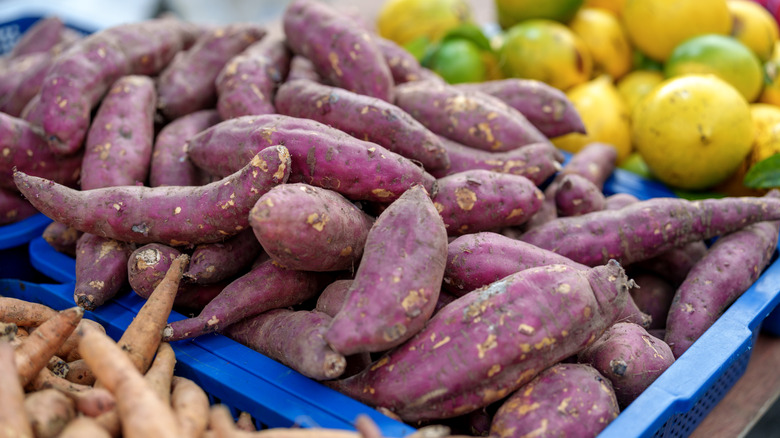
[0,255,452,438]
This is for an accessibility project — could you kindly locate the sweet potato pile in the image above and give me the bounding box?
[3,2,780,437]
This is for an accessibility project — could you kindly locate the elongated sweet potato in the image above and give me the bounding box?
[185,114,436,203]
[74,233,133,310]
[430,136,563,183]
[14,145,291,245]
[163,258,329,341]
[81,75,156,190]
[185,229,263,284]
[216,36,291,120]
[0,187,39,225]
[373,36,435,85]
[519,195,780,267]
[605,192,640,210]
[490,363,619,438]
[157,23,266,120]
[632,240,709,287]
[286,55,322,83]
[325,185,448,355]
[0,52,53,116]
[149,109,221,187]
[275,79,450,171]
[224,308,347,380]
[327,261,631,422]
[249,183,374,271]
[8,16,73,58]
[579,322,675,407]
[0,112,82,191]
[24,388,76,438]
[394,80,550,152]
[629,271,675,330]
[283,0,394,101]
[433,170,544,235]
[555,173,607,217]
[315,279,354,317]
[665,200,780,357]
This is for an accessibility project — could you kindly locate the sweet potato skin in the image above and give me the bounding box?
[9,16,70,58]
[274,79,450,171]
[185,114,437,203]
[185,229,263,284]
[373,36,432,85]
[14,145,291,245]
[327,261,630,422]
[283,0,394,101]
[249,183,374,271]
[74,233,133,310]
[41,222,82,257]
[490,363,619,438]
[555,173,608,217]
[286,55,322,83]
[80,75,157,190]
[0,52,53,116]
[325,185,447,355]
[0,187,39,225]
[315,279,354,318]
[629,271,676,330]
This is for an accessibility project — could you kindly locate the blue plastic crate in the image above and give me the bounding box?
[0,213,52,281]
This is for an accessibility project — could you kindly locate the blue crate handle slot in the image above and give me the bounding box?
[0,214,51,250]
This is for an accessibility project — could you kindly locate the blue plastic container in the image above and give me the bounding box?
[0,214,52,281]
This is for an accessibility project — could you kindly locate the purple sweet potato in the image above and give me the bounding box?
[8,16,72,59]
[325,185,448,355]
[0,112,82,191]
[578,322,675,407]
[41,221,82,257]
[605,192,640,210]
[431,135,564,184]
[215,36,291,120]
[274,78,450,171]
[162,257,329,341]
[629,271,675,330]
[80,75,157,190]
[185,114,437,203]
[157,23,267,120]
[149,109,222,187]
[558,142,618,189]
[0,52,53,117]
[184,229,263,284]
[283,0,394,101]
[632,240,709,287]
[249,183,374,271]
[327,261,631,422]
[489,363,620,438]
[315,279,354,318]
[456,78,586,138]
[444,231,586,296]
[223,308,347,380]
[285,55,322,83]
[615,292,653,330]
[519,195,780,267]
[14,145,291,245]
[394,80,550,152]
[73,233,133,310]
[555,173,607,217]
[665,198,780,358]
[0,187,39,225]
[433,170,544,236]
[373,36,434,85]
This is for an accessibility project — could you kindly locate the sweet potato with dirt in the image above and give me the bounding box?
[15,306,84,386]
[490,363,619,438]
[0,52,53,116]
[315,279,354,317]
[275,79,450,171]
[42,221,82,257]
[0,340,33,438]
[185,114,436,203]
[163,257,329,341]
[157,23,266,120]
[555,173,608,217]
[430,136,563,183]
[0,112,82,191]
[216,36,291,120]
[80,75,157,190]
[325,185,448,355]
[632,240,709,287]
[629,271,676,330]
[605,192,640,210]
[283,0,394,101]
[665,202,780,358]
[456,79,587,138]
[7,16,73,58]
[286,55,322,83]
[73,233,133,310]
[327,261,632,422]
[185,229,263,284]
[149,109,222,187]
[579,322,675,407]
[0,187,39,225]
[433,170,544,236]
[249,183,374,271]
[24,388,76,438]
[394,80,550,152]
[373,36,434,85]
[224,308,347,380]
[519,195,780,267]
[14,145,291,245]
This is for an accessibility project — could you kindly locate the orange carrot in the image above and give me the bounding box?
[0,297,56,326]
[0,321,16,341]
[171,375,210,438]
[0,340,34,438]
[78,326,181,438]
[14,306,83,386]
[236,411,257,432]
[26,367,116,417]
[24,388,76,438]
[58,416,112,438]
[354,415,382,438]
[64,358,96,385]
[144,342,177,405]
[209,404,244,438]
[46,355,70,378]
[55,318,106,362]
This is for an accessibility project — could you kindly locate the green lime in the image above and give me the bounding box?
[618,152,653,179]
[495,0,584,29]
[427,38,487,83]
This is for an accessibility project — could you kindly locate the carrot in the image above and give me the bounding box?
[0,321,16,342]
[26,367,116,417]
[14,306,83,386]
[56,318,107,363]
[46,355,70,378]
[236,412,257,432]
[354,415,382,438]
[77,326,182,438]
[0,296,56,326]
[171,375,210,438]
[143,342,177,405]
[0,340,33,438]
[208,404,241,438]
[64,358,96,386]
[58,417,112,438]
[24,388,76,438]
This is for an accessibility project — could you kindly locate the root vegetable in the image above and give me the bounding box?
[171,376,210,438]
[14,306,83,386]
[0,340,33,438]
[73,233,133,310]
[24,388,76,438]
[185,229,264,284]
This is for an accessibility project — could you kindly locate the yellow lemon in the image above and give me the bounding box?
[728,0,779,62]
[569,7,633,80]
[759,42,780,105]
[616,69,664,113]
[498,19,593,90]
[552,75,632,163]
[584,0,626,17]
[494,0,584,29]
[632,75,753,190]
[622,0,731,62]
[664,34,764,102]
[377,0,472,47]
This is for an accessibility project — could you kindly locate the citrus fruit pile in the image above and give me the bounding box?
[376,0,780,194]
